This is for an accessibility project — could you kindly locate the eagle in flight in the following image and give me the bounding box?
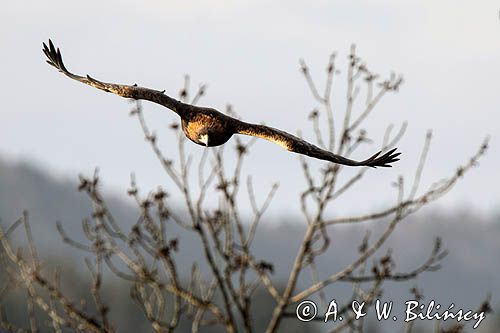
[43,40,400,168]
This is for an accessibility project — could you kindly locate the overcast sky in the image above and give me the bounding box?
[1,0,499,219]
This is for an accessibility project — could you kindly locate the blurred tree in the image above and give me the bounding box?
[0,45,490,333]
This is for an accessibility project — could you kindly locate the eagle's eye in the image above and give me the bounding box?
[198,134,209,146]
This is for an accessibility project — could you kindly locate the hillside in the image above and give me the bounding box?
[1,156,499,332]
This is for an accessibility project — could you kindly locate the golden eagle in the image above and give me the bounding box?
[43,40,400,168]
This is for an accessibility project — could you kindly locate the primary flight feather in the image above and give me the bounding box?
[43,39,400,168]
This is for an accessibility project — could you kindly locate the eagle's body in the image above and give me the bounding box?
[181,107,236,147]
[43,40,400,168]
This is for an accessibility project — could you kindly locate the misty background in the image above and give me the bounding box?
[1,1,500,332]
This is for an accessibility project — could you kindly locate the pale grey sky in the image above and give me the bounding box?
[1,0,499,219]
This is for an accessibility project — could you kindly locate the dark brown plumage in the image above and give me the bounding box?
[43,39,400,168]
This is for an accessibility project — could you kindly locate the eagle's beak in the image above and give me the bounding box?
[199,134,209,147]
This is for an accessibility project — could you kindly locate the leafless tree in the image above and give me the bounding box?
[0,46,490,333]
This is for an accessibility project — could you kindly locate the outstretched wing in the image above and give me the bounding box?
[43,39,184,115]
[235,122,400,167]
